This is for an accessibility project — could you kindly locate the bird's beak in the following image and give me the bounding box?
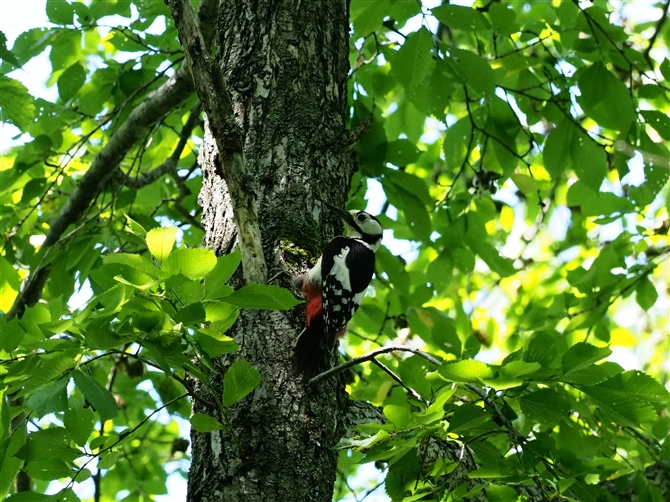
[324,202,356,227]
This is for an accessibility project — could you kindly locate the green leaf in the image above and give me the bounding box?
[162,247,217,280]
[439,360,494,383]
[0,388,9,443]
[580,385,657,428]
[510,174,538,197]
[0,315,25,353]
[103,253,159,278]
[46,0,74,25]
[432,5,490,32]
[385,141,422,168]
[578,61,635,131]
[392,28,434,94]
[336,430,389,450]
[145,226,178,263]
[190,413,224,432]
[561,342,611,376]
[597,370,669,408]
[448,403,495,435]
[0,428,25,498]
[395,356,434,401]
[25,378,68,418]
[0,31,20,66]
[641,110,670,141]
[71,370,119,422]
[23,352,76,393]
[660,58,670,81]
[500,361,541,379]
[487,485,520,501]
[566,181,634,216]
[444,116,473,170]
[49,29,79,71]
[450,48,496,96]
[97,450,119,470]
[561,364,610,386]
[350,0,390,36]
[205,249,241,299]
[124,214,147,236]
[636,276,658,311]
[195,331,239,358]
[174,302,207,324]
[25,457,72,481]
[376,245,410,295]
[487,3,518,35]
[385,450,421,501]
[5,493,53,502]
[57,62,86,102]
[387,183,432,241]
[222,359,261,407]
[0,75,35,131]
[222,284,301,310]
[572,129,607,191]
[17,427,81,463]
[520,388,570,423]
[543,121,573,179]
[204,301,239,331]
[64,401,95,447]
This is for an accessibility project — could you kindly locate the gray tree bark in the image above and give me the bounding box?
[187,1,359,500]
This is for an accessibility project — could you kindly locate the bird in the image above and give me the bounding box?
[293,202,383,376]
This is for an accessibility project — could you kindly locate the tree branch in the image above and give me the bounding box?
[465,383,526,444]
[6,0,218,321]
[643,0,670,67]
[120,102,202,189]
[166,0,268,283]
[372,359,426,404]
[308,345,441,386]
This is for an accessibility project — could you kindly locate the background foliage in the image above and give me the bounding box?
[1,0,669,500]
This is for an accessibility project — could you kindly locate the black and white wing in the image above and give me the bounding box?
[320,236,375,342]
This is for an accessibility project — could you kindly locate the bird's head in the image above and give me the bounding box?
[325,202,383,250]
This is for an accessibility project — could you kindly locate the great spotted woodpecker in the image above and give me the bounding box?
[294,203,383,376]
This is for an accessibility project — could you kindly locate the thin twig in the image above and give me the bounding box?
[60,393,189,499]
[309,345,441,386]
[643,0,670,67]
[372,359,426,404]
[465,383,525,444]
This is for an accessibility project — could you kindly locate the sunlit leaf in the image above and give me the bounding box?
[146,227,178,263]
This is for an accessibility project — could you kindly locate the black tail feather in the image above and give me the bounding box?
[293,317,328,377]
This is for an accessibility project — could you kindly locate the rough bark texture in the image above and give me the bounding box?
[188,1,357,501]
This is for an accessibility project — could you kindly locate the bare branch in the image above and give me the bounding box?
[166,0,268,283]
[308,345,441,386]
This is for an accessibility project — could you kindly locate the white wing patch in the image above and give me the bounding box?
[329,246,351,291]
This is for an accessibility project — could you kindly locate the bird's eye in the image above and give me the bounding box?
[357,213,367,222]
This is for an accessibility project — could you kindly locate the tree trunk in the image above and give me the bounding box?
[187,1,357,500]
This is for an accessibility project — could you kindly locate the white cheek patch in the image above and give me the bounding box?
[329,246,352,291]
